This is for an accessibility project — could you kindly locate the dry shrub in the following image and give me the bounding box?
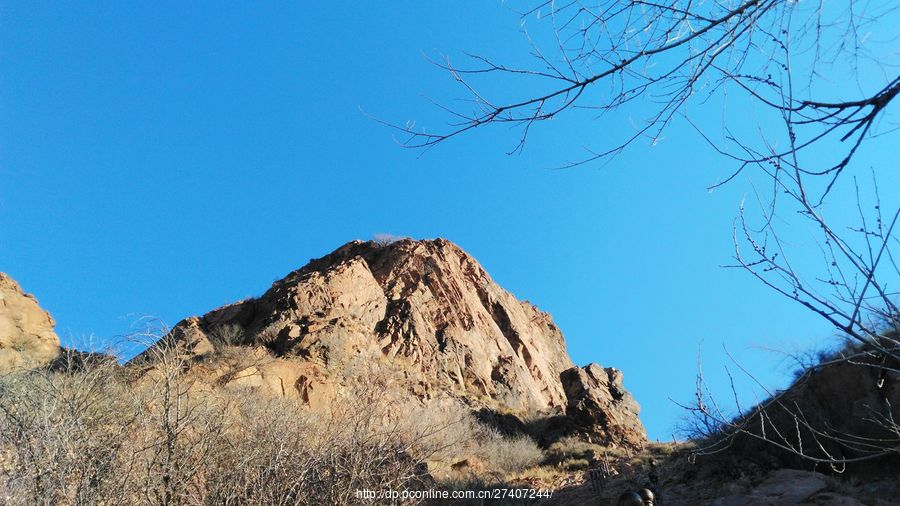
[477,428,544,474]
[207,323,247,350]
[128,356,229,505]
[0,341,432,505]
[204,389,426,506]
[372,233,408,246]
[254,323,282,348]
[542,433,633,468]
[0,351,137,505]
[0,339,545,504]
[203,394,315,504]
[412,403,545,479]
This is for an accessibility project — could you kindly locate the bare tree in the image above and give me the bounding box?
[128,321,228,506]
[396,1,898,171]
[400,0,899,469]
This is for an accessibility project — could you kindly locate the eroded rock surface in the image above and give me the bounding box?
[710,470,850,506]
[0,273,61,374]
[138,238,648,447]
[561,363,646,447]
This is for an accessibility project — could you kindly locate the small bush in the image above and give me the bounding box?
[0,339,435,505]
[0,335,552,504]
[0,357,138,505]
[255,323,282,347]
[477,428,545,474]
[373,233,408,246]
[207,323,246,350]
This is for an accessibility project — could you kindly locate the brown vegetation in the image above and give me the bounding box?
[0,338,555,505]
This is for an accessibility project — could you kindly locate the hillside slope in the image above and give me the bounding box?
[136,238,647,447]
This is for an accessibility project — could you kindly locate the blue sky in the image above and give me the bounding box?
[2,1,897,440]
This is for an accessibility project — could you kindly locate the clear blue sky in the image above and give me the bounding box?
[2,1,896,440]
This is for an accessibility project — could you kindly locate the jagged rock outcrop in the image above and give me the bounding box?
[139,238,647,446]
[0,273,61,374]
[561,363,646,447]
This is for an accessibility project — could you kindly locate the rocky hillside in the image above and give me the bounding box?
[0,273,60,374]
[719,338,899,473]
[137,238,647,447]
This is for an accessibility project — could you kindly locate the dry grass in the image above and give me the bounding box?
[479,429,544,474]
[0,341,550,505]
[0,343,428,505]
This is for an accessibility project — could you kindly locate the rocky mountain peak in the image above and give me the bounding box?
[143,238,648,447]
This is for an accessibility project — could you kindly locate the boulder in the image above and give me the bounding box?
[560,363,646,447]
[0,273,60,374]
[711,470,856,506]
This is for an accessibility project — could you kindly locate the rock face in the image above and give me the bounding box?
[141,238,647,445]
[0,273,61,374]
[561,363,646,447]
[710,470,842,506]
